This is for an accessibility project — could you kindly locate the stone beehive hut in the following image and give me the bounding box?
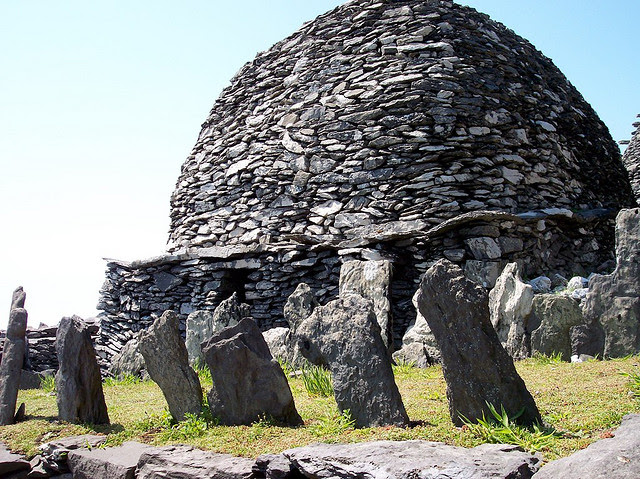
[622,116,640,205]
[97,0,634,362]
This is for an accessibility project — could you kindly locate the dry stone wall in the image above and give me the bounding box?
[168,0,632,252]
[97,208,616,360]
[622,115,640,205]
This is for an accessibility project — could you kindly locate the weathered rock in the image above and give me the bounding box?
[296,294,408,427]
[339,260,393,348]
[138,310,202,421]
[393,289,441,367]
[262,327,291,362]
[570,320,605,357]
[583,208,640,357]
[185,292,251,365]
[489,263,534,359]
[10,287,26,313]
[107,337,146,379]
[259,440,540,479]
[202,318,302,425]
[55,316,109,424]
[535,413,640,479]
[529,276,552,294]
[0,442,30,476]
[283,283,317,333]
[67,441,154,479]
[39,435,107,474]
[416,259,541,426]
[137,445,254,479]
[18,370,43,390]
[529,295,585,360]
[0,306,28,425]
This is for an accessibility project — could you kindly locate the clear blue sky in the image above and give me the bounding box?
[1,0,638,329]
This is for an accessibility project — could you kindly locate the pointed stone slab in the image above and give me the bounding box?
[138,310,202,422]
[0,307,28,425]
[55,316,109,424]
[416,259,541,426]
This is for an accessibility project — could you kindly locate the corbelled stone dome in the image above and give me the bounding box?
[168,0,632,251]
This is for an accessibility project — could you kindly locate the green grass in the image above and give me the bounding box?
[300,364,333,397]
[1,357,639,462]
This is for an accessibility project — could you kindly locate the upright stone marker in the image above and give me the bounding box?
[202,318,302,426]
[416,259,541,426]
[339,260,393,348]
[296,294,409,428]
[56,316,109,424]
[0,287,28,425]
[138,310,202,421]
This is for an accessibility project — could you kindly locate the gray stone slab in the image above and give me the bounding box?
[67,441,154,479]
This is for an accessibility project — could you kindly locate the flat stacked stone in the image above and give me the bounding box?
[622,115,640,205]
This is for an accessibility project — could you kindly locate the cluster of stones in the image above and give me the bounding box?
[97,207,618,363]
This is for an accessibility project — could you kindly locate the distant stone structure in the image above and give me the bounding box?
[96,0,634,363]
[622,115,640,205]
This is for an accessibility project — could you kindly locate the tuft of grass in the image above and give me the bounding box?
[461,403,559,453]
[309,409,355,438]
[276,358,294,377]
[301,364,333,397]
[39,375,56,394]
[103,374,141,387]
[621,370,640,399]
[193,359,212,384]
[393,357,417,375]
[530,352,564,365]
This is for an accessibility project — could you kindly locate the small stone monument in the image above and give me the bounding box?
[202,318,302,426]
[416,259,541,426]
[0,287,28,425]
[138,310,202,421]
[296,294,409,428]
[56,316,109,424]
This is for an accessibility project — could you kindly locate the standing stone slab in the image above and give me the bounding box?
[202,319,302,426]
[185,292,251,365]
[138,310,202,422]
[339,260,393,348]
[0,304,28,425]
[296,294,408,428]
[56,316,109,424]
[529,295,585,361]
[284,283,318,333]
[534,413,640,479]
[583,208,640,357]
[137,445,254,479]
[258,440,540,479]
[489,263,534,359]
[417,259,541,426]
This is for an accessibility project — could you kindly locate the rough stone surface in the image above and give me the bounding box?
[393,289,441,367]
[339,260,393,348]
[283,283,317,333]
[67,441,153,479]
[489,263,534,359]
[583,208,640,357]
[137,445,254,479]
[202,318,302,426]
[535,413,640,479]
[259,440,540,479]
[138,310,202,421]
[529,295,585,361]
[55,316,109,425]
[529,276,552,294]
[570,320,605,358]
[107,337,146,379]
[417,259,541,426]
[296,294,408,427]
[0,442,30,476]
[185,292,251,365]
[39,435,107,475]
[97,0,632,369]
[0,300,28,425]
[622,116,640,205]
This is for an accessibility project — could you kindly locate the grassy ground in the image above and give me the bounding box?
[1,355,638,463]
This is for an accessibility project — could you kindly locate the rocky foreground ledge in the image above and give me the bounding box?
[1,414,638,479]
